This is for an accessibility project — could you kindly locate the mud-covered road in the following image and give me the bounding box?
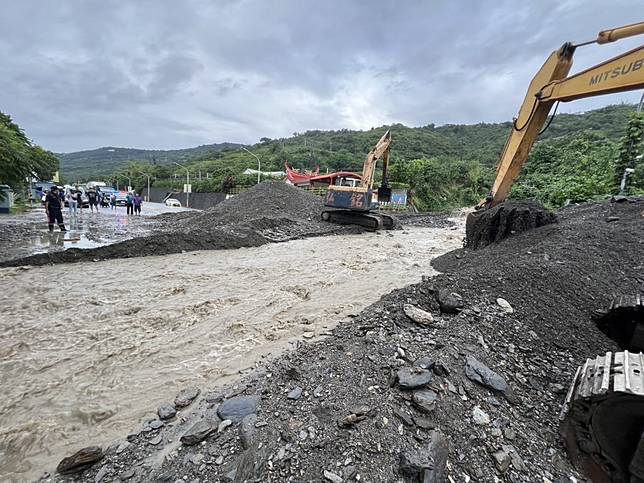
[0,222,463,481]
[0,203,192,263]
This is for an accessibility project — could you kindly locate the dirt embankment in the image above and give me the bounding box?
[2,183,452,268]
[46,200,643,482]
[0,184,359,267]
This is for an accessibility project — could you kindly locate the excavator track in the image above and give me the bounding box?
[594,294,644,352]
[321,209,396,231]
[560,351,644,482]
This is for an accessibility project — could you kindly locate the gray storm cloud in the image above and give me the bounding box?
[0,0,641,151]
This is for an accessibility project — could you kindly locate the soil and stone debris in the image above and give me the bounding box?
[465,200,557,250]
[43,200,643,482]
[3,183,438,267]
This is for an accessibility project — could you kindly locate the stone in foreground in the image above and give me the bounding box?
[437,289,464,313]
[398,430,448,482]
[180,420,215,445]
[174,386,200,408]
[397,367,433,389]
[403,304,434,325]
[57,446,103,475]
[465,355,508,393]
[412,389,438,413]
[217,395,259,423]
[157,404,177,420]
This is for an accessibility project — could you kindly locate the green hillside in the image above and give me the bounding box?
[66,103,644,211]
[58,143,241,182]
[184,104,636,176]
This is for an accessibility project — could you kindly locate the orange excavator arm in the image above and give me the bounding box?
[483,21,644,208]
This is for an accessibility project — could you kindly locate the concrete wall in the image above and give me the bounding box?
[141,187,173,203]
[173,192,226,210]
[142,188,226,210]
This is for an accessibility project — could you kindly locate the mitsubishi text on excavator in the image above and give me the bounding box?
[477,21,644,483]
[321,130,397,230]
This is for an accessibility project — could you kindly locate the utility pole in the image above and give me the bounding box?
[174,162,190,208]
[138,171,151,202]
[241,147,261,184]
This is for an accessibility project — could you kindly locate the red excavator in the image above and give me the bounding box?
[477,21,644,482]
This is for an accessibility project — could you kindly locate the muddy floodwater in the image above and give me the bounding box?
[0,224,463,481]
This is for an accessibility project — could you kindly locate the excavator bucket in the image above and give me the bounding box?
[377,185,392,203]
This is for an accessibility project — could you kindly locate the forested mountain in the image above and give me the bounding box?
[58,143,241,181]
[61,104,643,211]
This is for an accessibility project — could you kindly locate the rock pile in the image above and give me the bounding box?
[465,200,557,250]
[45,200,642,482]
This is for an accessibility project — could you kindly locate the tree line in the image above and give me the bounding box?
[0,112,58,193]
[101,104,644,211]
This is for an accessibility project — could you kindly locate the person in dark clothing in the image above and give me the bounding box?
[45,187,67,232]
[125,192,134,215]
[87,187,99,212]
[133,192,142,215]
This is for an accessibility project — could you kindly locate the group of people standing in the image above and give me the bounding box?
[125,192,143,215]
[44,186,144,232]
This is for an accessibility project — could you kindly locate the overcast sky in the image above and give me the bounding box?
[1,0,642,152]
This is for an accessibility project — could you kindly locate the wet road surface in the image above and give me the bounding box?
[0,203,192,263]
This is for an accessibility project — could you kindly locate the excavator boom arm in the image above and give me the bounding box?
[484,21,644,208]
[361,130,392,190]
[539,46,644,102]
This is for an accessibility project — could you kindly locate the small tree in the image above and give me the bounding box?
[614,112,644,193]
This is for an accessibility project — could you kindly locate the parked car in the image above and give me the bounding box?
[99,187,119,206]
[165,198,182,207]
[115,191,129,206]
[63,187,89,207]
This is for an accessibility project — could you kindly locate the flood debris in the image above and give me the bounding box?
[38,200,644,482]
[465,200,556,250]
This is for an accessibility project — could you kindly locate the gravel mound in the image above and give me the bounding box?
[0,184,349,267]
[1,183,453,267]
[184,182,324,229]
[51,201,643,482]
[465,200,557,250]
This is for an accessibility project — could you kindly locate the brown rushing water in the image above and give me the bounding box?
[0,224,463,481]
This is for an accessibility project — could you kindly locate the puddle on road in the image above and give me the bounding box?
[1,207,170,263]
[0,223,464,481]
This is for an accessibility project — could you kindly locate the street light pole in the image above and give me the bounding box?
[241,147,261,185]
[138,172,151,201]
[174,162,190,208]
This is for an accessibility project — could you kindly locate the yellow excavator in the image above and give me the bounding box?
[477,22,644,482]
[480,21,644,209]
[321,129,397,230]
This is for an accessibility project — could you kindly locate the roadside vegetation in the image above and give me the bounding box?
[0,112,58,197]
[91,104,643,212]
